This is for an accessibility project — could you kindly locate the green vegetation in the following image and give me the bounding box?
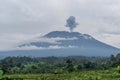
[0,53,120,80]
[2,69,120,80]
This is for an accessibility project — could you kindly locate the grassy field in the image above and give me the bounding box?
[2,69,120,80]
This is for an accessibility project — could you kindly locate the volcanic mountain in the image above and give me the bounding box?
[0,31,119,57]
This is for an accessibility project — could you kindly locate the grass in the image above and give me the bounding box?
[2,69,120,80]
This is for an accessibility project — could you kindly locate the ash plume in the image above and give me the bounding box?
[65,16,78,32]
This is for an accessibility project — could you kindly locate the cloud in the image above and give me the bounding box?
[1,0,120,34]
[0,0,120,50]
[19,36,78,47]
[15,45,77,51]
[0,33,78,51]
[0,33,42,51]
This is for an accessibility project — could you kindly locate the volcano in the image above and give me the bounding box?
[0,31,119,57]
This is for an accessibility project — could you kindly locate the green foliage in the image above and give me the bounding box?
[1,64,8,75]
[0,70,3,79]
[0,54,120,74]
[77,64,84,70]
[117,66,120,73]
[2,69,120,80]
[110,53,120,67]
[66,59,75,72]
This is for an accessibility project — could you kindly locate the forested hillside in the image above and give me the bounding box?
[0,53,120,74]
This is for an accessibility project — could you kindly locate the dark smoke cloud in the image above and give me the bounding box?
[65,16,78,32]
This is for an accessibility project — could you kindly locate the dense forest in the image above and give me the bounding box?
[0,53,120,75]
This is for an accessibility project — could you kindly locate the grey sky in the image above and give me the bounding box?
[0,0,120,50]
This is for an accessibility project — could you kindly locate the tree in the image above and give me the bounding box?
[83,61,95,69]
[11,67,20,74]
[1,64,8,75]
[77,64,84,70]
[116,53,120,65]
[110,54,116,67]
[66,59,75,72]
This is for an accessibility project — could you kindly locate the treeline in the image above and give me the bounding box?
[0,53,120,74]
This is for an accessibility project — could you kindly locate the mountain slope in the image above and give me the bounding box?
[20,31,119,51]
[0,31,119,57]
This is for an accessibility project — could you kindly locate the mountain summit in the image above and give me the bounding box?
[0,31,119,57]
[44,31,93,39]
